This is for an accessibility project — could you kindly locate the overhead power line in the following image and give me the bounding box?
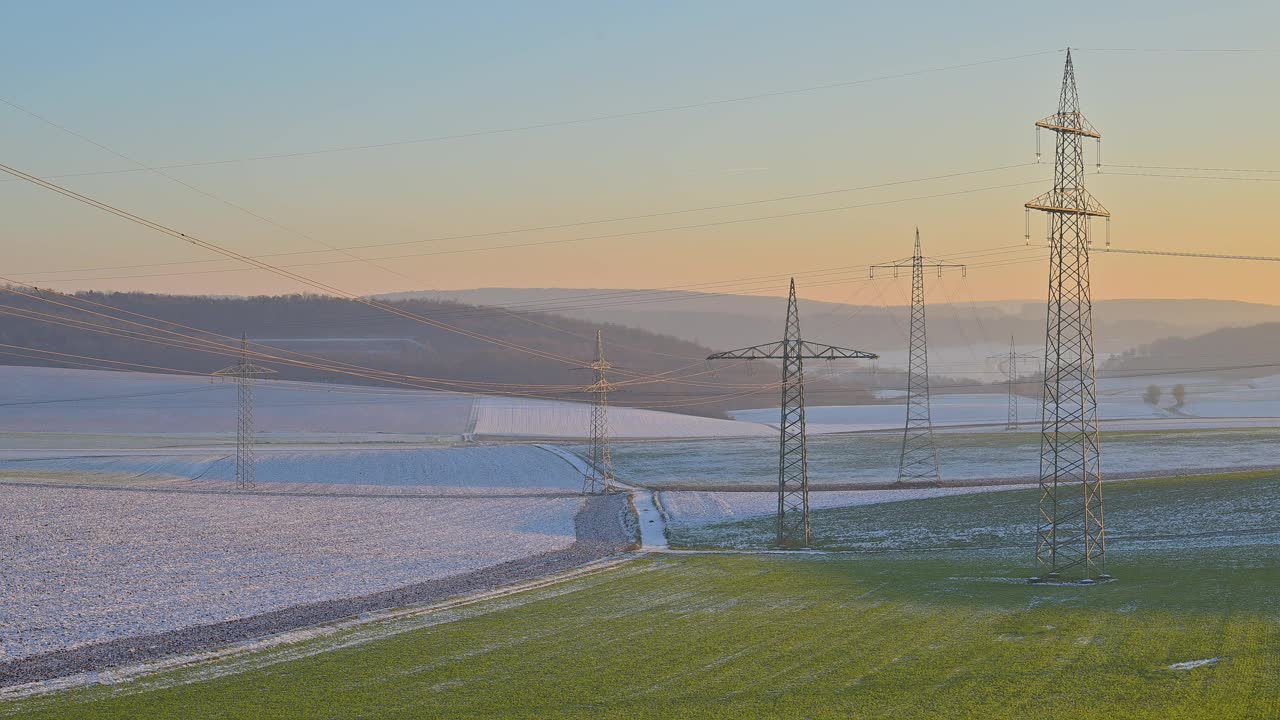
[11,161,1038,279]
[0,50,1056,181]
[1104,163,1280,174]
[1074,48,1280,53]
[0,98,780,371]
[1103,171,1280,183]
[11,178,1048,286]
[0,159,648,373]
[0,97,433,291]
[0,269,799,398]
[1094,247,1280,263]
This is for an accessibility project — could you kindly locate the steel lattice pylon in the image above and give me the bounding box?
[213,335,274,490]
[871,229,964,485]
[1025,49,1110,581]
[708,279,877,547]
[582,330,617,495]
[988,336,1038,430]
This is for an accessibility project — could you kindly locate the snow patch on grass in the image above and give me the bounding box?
[1167,657,1222,670]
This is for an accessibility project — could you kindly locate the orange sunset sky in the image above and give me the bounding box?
[1,3,1277,306]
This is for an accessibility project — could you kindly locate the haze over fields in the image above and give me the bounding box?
[3,2,1279,717]
[389,290,1280,355]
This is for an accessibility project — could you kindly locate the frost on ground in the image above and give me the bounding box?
[0,485,582,662]
[668,471,1280,553]
[0,444,585,494]
[612,429,1280,488]
[659,485,1037,527]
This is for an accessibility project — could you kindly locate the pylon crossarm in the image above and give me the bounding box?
[707,342,877,361]
[212,364,275,378]
[870,258,966,278]
[707,342,786,360]
[1035,112,1100,138]
[1025,189,1110,218]
[796,342,878,360]
[871,257,966,269]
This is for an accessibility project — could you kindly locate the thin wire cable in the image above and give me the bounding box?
[0,283,775,394]
[0,50,1057,181]
[1093,248,1280,263]
[10,179,1050,285]
[0,285,591,390]
[11,163,1041,279]
[1104,163,1280,174]
[1074,48,1280,53]
[0,99,744,371]
[0,160,622,370]
[1103,171,1280,183]
[0,342,211,375]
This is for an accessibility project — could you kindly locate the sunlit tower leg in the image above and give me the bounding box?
[1025,49,1110,581]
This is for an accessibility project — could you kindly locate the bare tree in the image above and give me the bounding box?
[1172,384,1186,409]
[1143,384,1162,406]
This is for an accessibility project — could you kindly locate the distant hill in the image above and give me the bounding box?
[378,289,1280,358]
[1104,321,1280,378]
[0,289,874,417]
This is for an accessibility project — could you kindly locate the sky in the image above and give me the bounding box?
[1,1,1278,305]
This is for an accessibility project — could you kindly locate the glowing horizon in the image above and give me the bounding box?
[2,3,1277,306]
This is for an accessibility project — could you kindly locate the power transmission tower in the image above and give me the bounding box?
[988,337,1038,430]
[1025,49,1110,582]
[213,335,274,490]
[870,229,965,485]
[582,330,617,495]
[707,279,877,547]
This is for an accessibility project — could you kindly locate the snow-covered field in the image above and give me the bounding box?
[470,396,772,439]
[0,367,476,437]
[0,366,773,440]
[0,444,586,495]
[10,365,1279,446]
[0,485,581,661]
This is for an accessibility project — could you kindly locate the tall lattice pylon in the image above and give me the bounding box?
[988,337,1039,430]
[871,229,964,485]
[582,330,617,495]
[1025,49,1110,581]
[213,335,274,490]
[708,279,877,547]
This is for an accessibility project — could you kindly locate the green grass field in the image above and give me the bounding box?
[9,473,1279,719]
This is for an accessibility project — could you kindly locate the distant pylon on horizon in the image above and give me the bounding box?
[871,229,965,486]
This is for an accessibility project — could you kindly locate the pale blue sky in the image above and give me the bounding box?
[1,1,1277,302]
